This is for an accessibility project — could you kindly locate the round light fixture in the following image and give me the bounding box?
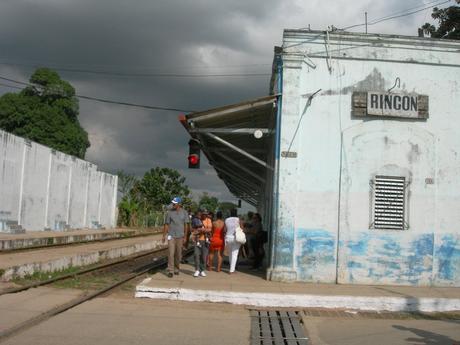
[254,129,263,139]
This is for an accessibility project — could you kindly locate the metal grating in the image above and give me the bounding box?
[372,175,406,230]
[250,310,309,345]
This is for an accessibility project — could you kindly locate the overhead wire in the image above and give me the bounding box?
[283,0,453,50]
[0,61,271,78]
[0,82,22,90]
[340,0,452,31]
[0,75,195,112]
[365,0,446,22]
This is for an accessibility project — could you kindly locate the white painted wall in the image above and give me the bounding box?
[270,31,460,286]
[0,129,117,231]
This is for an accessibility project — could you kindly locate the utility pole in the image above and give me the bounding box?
[365,12,368,34]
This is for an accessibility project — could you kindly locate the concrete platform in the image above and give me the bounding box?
[0,233,164,281]
[0,227,161,251]
[2,296,460,345]
[135,263,460,313]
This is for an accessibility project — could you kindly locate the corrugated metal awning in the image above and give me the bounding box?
[180,95,277,207]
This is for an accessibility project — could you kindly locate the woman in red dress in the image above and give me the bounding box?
[208,211,225,272]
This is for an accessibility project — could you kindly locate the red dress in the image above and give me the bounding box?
[210,226,224,251]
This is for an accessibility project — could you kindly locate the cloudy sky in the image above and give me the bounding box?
[0,0,451,203]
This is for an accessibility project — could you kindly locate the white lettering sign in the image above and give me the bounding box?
[367,92,418,118]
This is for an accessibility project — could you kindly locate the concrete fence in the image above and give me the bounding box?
[0,129,118,232]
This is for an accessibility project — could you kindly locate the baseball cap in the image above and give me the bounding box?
[171,196,182,204]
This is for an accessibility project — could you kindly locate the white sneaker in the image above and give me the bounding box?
[193,270,200,277]
[200,271,206,277]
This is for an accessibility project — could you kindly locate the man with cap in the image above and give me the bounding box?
[163,196,190,278]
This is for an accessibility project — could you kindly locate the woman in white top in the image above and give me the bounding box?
[224,209,241,274]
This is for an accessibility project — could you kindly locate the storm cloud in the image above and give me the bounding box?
[0,0,445,202]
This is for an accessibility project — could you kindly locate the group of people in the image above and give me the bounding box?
[162,196,266,278]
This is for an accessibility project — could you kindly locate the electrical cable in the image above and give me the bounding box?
[76,94,195,112]
[0,82,22,90]
[365,0,445,23]
[0,62,270,78]
[340,0,451,31]
[284,88,321,157]
[285,0,453,50]
[0,75,195,112]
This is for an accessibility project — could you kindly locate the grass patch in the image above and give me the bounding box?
[12,264,101,287]
[13,266,81,285]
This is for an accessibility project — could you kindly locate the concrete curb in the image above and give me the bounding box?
[0,229,161,251]
[135,278,460,313]
[1,240,164,281]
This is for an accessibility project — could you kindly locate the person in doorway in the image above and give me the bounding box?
[163,197,189,278]
[243,211,256,259]
[224,208,242,274]
[251,213,266,270]
[191,210,211,277]
[208,211,225,272]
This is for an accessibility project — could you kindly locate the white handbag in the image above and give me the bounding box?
[235,226,246,244]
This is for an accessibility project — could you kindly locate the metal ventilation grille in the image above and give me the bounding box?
[250,310,309,345]
[373,175,406,230]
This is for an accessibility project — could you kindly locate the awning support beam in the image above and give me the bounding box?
[189,128,272,135]
[205,132,273,170]
[228,185,258,205]
[214,166,260,192]
[211,150,265,183]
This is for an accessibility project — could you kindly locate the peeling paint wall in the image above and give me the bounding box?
[0,129,118,232]
[269,31,460,286]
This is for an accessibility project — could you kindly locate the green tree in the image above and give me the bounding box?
[182,197,199,214]
[198,192,219,213]
[218,201,237,217]
[116,171,139,227]
[0,68,90,158]
[420,1,460,40]
[136,167,191,211]
[117,170,138,197]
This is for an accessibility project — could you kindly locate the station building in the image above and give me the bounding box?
[181,30,460,287]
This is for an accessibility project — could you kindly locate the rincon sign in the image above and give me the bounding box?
[352,91,429,119]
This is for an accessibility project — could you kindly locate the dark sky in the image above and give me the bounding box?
[0,0,446,203]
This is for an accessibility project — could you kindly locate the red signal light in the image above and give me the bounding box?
[188,154,200,166]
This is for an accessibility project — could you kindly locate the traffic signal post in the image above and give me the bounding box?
[188,138,201,169]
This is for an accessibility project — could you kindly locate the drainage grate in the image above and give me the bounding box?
[250,310,309,345]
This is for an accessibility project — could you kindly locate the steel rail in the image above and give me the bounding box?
[0,247,194,343]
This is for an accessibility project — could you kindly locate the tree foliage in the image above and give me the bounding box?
[117,170,138,197]
[198,192,219,213]
[0,68,90,158]
[218,201,238,216]
[420,1,460,40]
[117,167,191,227]
[136,167,191,212]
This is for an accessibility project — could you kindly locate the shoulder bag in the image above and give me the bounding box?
[235,225,246,245]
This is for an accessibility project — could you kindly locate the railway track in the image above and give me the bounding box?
[0,246,193,343]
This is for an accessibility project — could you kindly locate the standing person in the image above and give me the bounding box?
[251,213,266,270]
[243,212,256,259]
[191,211,211,277]
[202,210,213,245]
[224,209,242,274]
[163,197,189,278]
[208,211,225,272]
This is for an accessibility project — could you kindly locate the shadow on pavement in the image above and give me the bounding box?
[392,324,460,344]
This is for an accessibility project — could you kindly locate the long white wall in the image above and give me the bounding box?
[0,129,117,232]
